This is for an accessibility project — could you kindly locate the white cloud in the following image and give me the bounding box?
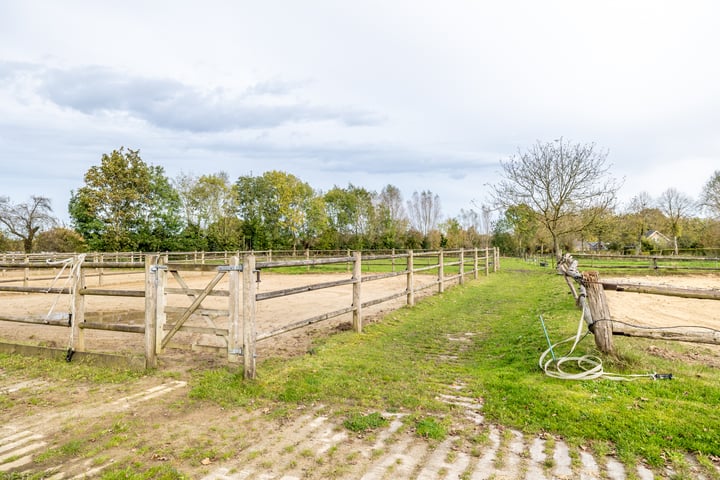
[1,0,719,226]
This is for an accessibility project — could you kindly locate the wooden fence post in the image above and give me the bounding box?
[144,254,159,368]
[24,255,29,288]
[406,250,415,306]
[438,250,445,293]
[473,248,479,280]
[242,254,257,379]
[459,248,465,285]
[352,251,363,333]
[154,257,167,355]
[485,248,490,276]
[582,271,613,353]
[228,256,242,363]
[72,255,86,353]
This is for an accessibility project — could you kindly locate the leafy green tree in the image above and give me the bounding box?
[324,184,375,249]
[176,172,236,230]
[69,148,182,251]
[235,171,317,250]
[373,185,407,248]
[0,196,57,253]
[34,227,87,252]
[207,216,244,251]
[438,217,464,248]
[504,204,539,255]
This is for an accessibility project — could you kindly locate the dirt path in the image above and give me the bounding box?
[3,369,707,479]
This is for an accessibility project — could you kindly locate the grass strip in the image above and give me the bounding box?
[192,258,720,467]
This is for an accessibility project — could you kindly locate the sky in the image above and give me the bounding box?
[1,1,719,225]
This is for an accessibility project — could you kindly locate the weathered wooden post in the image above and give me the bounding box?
[406,249,415,306]
[24,254,29,288]
[352,251,363,333]
[459,248,465,285]
[98,253,105,286]
[473,248,479,280]
[144,254,159,368]
[438,250,445,293]
[228,256,241,363]
[71,254,86,353]
[485,248,490,276]
[583,271,613,353]
[242,254,257,379]
[154,257,167,356]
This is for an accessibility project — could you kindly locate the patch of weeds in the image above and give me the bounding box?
[416,417,446,441]
[35,439,85,463]
[343,412,388,433]
[99,464,187,479]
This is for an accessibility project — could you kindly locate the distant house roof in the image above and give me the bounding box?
[645,230,672,245]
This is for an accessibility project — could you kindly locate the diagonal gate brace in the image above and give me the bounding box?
[161,270,226,349]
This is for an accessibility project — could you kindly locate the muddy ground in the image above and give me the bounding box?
[0,269,719,479]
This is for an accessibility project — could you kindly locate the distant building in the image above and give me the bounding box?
[645,230,672,246]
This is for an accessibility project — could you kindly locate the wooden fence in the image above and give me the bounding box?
[0,248,499,378]
[557,254,720,353]
[570,252,720,272]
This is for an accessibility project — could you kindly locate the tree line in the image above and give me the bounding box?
[2,142,719,256]
[1,148,488,253]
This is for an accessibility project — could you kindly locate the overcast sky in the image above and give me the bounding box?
[1,1,718,225]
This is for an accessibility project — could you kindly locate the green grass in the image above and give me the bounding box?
[0,353,145,384]
[191,258,720,468]
[343,412,389,433]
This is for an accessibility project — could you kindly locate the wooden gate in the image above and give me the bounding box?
[145,254,257,378]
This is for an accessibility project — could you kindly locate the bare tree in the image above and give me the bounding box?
[492,138,621,259]
[0,196,57,253]
[627,191,654,254]
[700,170,720,218]
[407,190,442,237]
[657,188,695,255]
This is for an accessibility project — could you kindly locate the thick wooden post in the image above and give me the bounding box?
[242,254,257,379]
[72,255,86,352]
[144,255,158,368]
[473,248,479,280]
[583,271,613,353]
[352,251,362,333]
[406,250,415,306]
[485,248,490,276]
[438,250,445,293]
[459,248,465,285]
[24,255,29,288]
[154,257,167,355]
[228,256,241,363]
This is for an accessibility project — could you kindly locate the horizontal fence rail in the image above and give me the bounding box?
[0,248,500,377]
